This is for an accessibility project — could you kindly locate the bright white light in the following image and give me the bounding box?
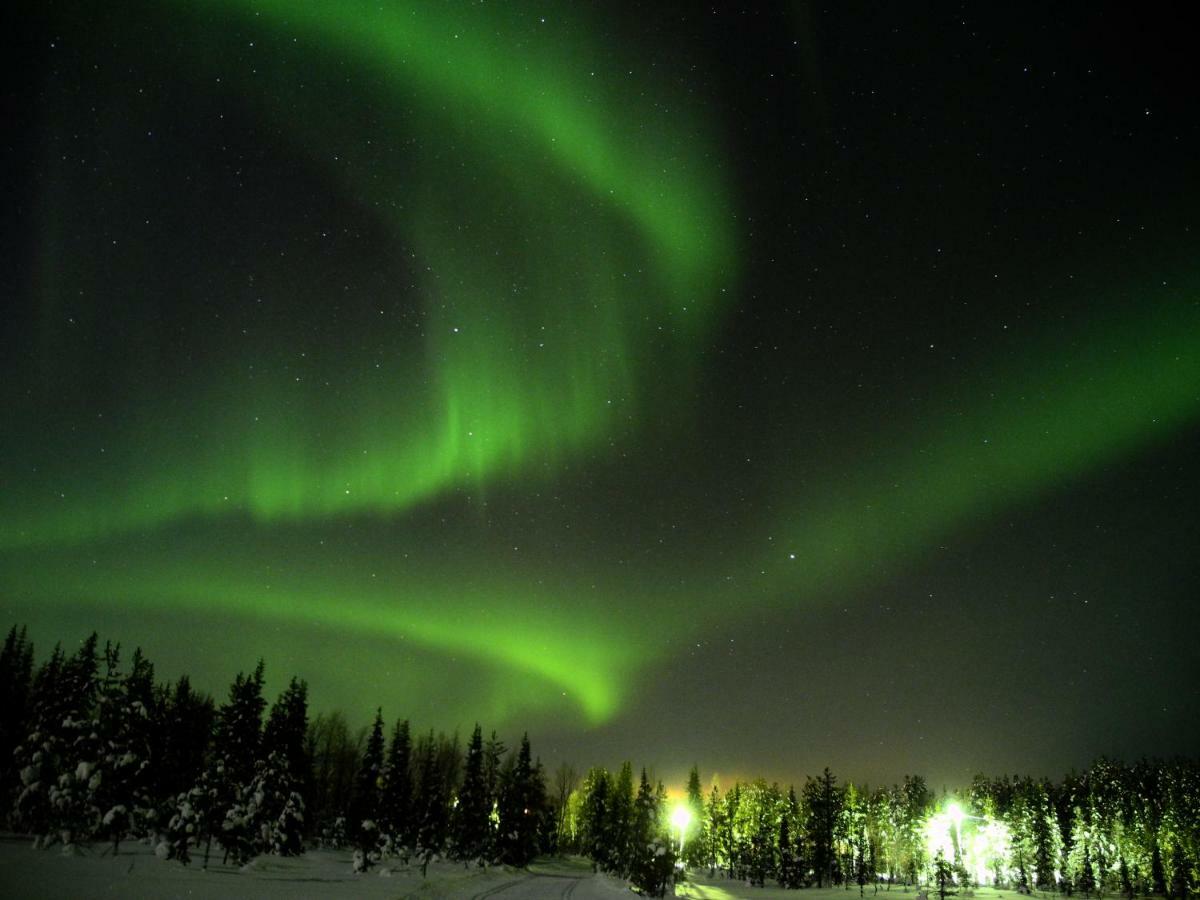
[670,804,693,833]
[947,801,965,825]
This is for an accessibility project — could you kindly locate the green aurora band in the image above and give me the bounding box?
[3,1,1200,729]
[8,0,735,546]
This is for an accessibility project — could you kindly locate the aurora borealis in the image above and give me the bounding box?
[4,2,1198,786]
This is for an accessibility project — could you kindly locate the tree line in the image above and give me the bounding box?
[558,762,1195,898]
[1,626,1196,898]
[0,626,547,876]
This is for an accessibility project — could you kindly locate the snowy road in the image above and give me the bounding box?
[0,836,633,900]
[469,872,580,900]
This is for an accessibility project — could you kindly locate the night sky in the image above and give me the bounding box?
[3,2,1198,790]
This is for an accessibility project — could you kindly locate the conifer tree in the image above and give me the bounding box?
[155,675,214,849]
[1151,842,1167,895]
[706,784,724,875]
[222,665,269,864]
[349,708,385,871]
[805,768,843,887]
[1167,846,1191,900]
[192,661,266,868]
[778,786,804,888]
[12,642,65,840]
[159,783,204,865]
[244,749,306,856]
[482,730,506,860]
[1031,786,1057,891]
[582,767,612,872]
[608,761,635,875]
[934,848,954,900]
[250,678,309,856]
[94,643,157,854]
[45,633,101,851]
[629,769,673,897]
[306,711,358,844]
[380,718,413,851]
[0,625,34,819]
[681,764,706,870]
[262,678,309,786]
[901,775,931,886]
[157,676,214,802]
[722,784,742,879]
[496,734,544,867]
[1079,844,1097,898]
[412,729,453,870]
[452,724,490,864]
[1119,855,1134,900]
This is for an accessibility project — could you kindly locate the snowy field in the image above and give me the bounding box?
[0,837,629,899]
[0,842,1056,900]
[678,882,1024,900]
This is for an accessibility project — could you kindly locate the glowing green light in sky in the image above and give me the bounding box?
[755,300,1200,610]
[4,0,736,549]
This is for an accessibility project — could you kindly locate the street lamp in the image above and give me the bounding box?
[670,803,693,860]
[947,801,966,861]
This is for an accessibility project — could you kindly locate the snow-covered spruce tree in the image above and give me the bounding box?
[219,771,289,866]
[0,625,35,823]
[320,815,348,850]
[451,724,491,865]
[349,708,385,873]
[228,749,306,859]
[721,783,742,880]
[93,644,156,854]
[741,780,779,887]
[216,662,268,866]
[380,718,413,855]
[705,784,723,876]
[255,677,309,856]
[183,749,225,867]
[12,644,66,843]
[629,770,674,898]
[778,804,803,888]
[172,662,264,868]
[158,783,204,865]
[153,675,214,841]
[805,767,843,887]
[220,790,258,866]
[43,633,102,852]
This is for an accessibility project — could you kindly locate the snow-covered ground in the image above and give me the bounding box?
[0,841,1043,900]
[677,880,1023,900]
[0,836,631,899]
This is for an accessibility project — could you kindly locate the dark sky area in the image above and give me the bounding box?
[3,2,1197,791]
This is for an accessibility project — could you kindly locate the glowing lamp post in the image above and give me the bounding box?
[947,801,966,861]
[670,803,693,861]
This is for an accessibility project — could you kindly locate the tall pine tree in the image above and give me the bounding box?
[380,718,413,851]
[452,724,490,864]
[349,708,386,871]
[0,625,34,821]
[496,734,544,867]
